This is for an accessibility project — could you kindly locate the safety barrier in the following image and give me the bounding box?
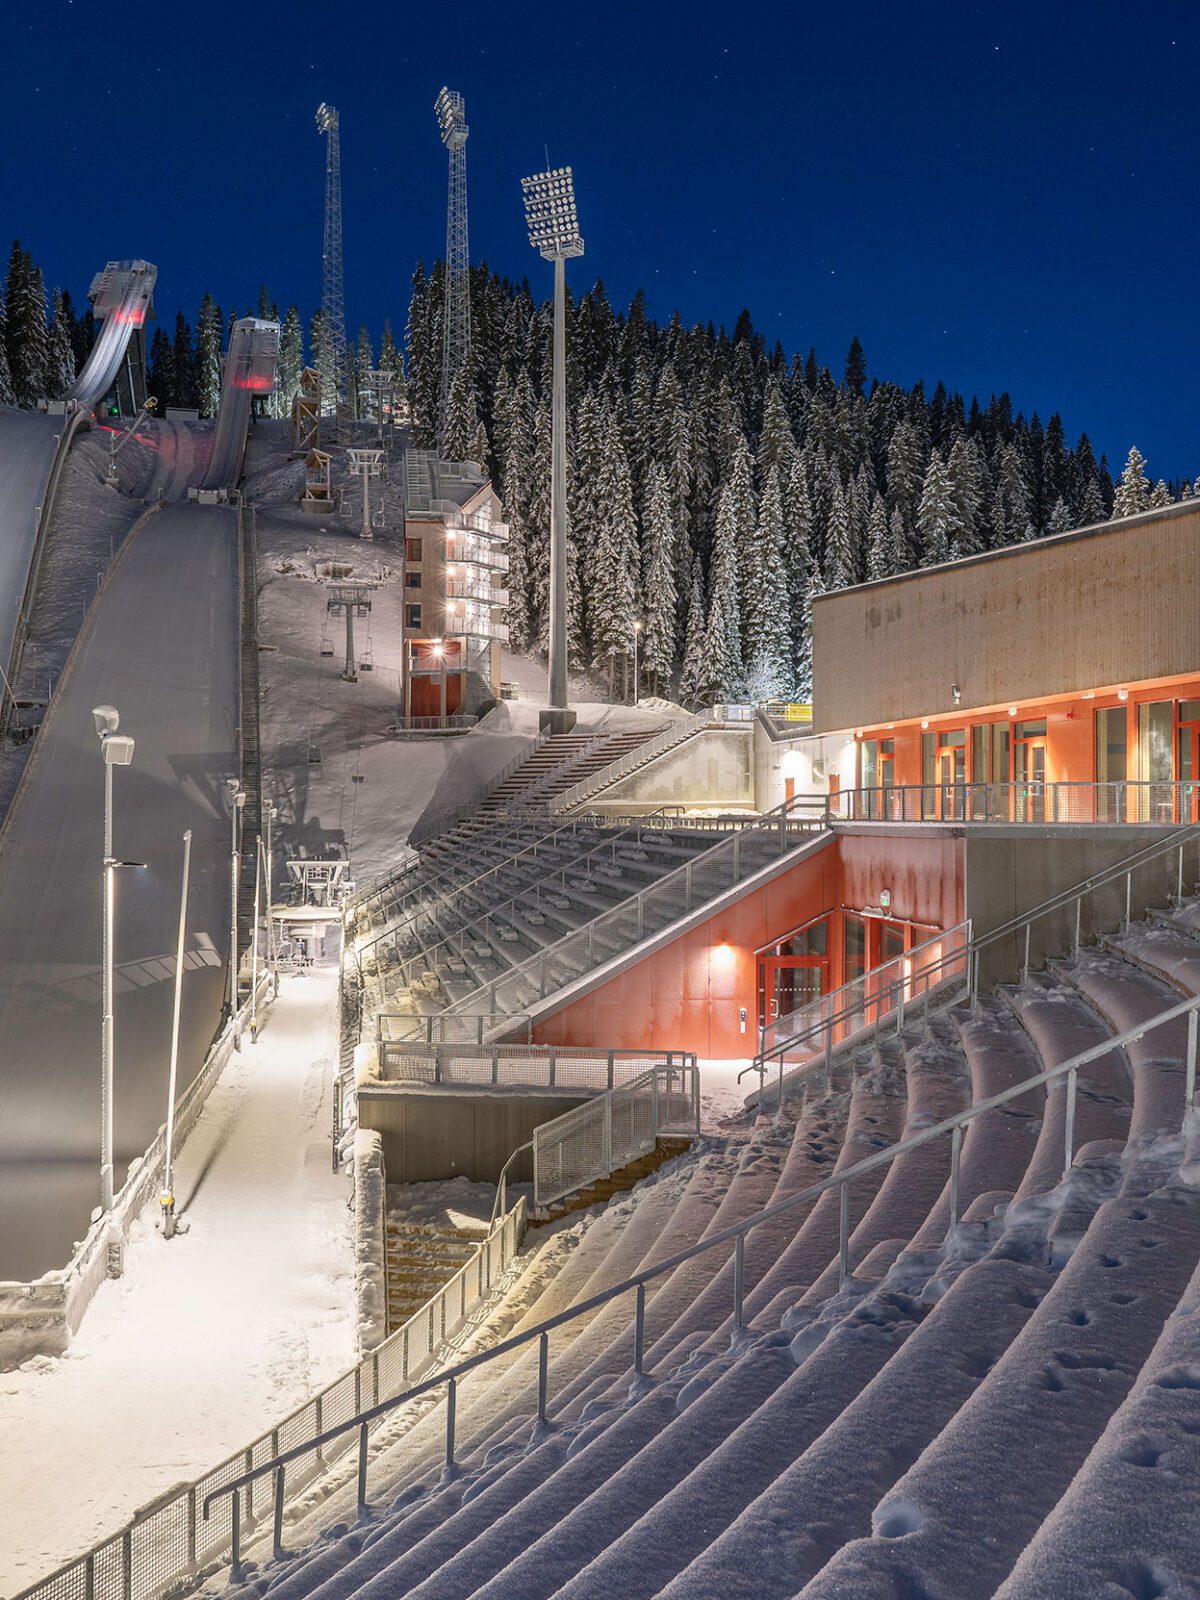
[375,1040,691,1092]
[831,779,1200,826]
[15,1195,528,1600]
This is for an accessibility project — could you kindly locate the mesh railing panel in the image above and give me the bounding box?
[129,1495,189,1600]
[91,1539,125,1600]
[533,1067,699,1208]
[831,781,1200,826]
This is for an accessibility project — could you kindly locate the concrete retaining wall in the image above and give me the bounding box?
[591,728,754,813]
[357,1086,590,1184]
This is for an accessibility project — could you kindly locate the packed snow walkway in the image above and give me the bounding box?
[0,961,356,1595]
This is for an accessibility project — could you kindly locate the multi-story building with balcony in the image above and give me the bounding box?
[399,449,510,726]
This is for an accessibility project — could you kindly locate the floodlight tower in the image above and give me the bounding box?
[436,87,471,455]
[521,166,584,732]
[316,103,349,413]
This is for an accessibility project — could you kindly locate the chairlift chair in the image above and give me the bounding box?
[307,745,322,766]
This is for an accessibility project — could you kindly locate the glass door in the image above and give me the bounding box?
[935,732,966,820]
[1178,702,1200,822]
[1014,719,1048,821]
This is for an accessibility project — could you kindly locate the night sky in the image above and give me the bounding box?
[5,0,1197,477]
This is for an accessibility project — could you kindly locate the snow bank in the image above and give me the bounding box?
[353,1129,388,1352]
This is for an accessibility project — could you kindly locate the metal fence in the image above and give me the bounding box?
[830,780,1200,826]
[375,1041,692,1091]
[16,1197,528,1600]
[532,1061,701,1208]
[754,919,974,1092]
[388,714,478,736]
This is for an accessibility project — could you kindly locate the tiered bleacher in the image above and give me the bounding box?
[213,861,1200,1599]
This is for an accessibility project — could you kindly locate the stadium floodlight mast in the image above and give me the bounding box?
[436,87,471,454]
[521,165,584,731]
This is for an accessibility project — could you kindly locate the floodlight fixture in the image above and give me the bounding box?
[435,87,468,151]
[316,101,338,134]
[521,167,584,261]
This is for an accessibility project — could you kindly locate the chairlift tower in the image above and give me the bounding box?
[436,87,471,454]
[316,103,349,415]
[347,447,383,540]
[521,165,584,733]
[326,581,378,683]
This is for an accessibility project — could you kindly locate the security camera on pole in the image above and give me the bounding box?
[521,164,584,734]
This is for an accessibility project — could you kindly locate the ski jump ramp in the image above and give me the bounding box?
[198,317,280,492]
[0,260,158,719]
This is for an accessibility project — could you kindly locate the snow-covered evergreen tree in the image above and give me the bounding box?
[196,294,223,418]
[703,472,745,700]
[866,492,891,580]
[641,463,677,694]
[743,464,792,699]
[1048,496,1073,533]
[918,452,955,565]
[1149,478,1173,509]
[1111,446,1150,519]
[276,306,303,417]
[0,295,14,407]
[678,575,707,708]
[47,287,76,397]
[823,481,853,588]
[588,405,641,689]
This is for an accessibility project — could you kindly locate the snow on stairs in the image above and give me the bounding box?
[531,1137,694,1225]
[221,904,1200,1600]
[384,1218,483,1333]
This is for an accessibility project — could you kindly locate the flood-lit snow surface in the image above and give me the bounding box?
[0,961,356,1593]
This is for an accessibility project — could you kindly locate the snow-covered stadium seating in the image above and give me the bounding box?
[213,886,1200,1599]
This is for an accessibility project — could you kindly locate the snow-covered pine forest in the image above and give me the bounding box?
[3,238,1192,703]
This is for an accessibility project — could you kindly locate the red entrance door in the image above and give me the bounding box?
[758,955,827,1030]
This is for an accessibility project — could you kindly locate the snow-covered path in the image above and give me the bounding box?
[0,961,356,1594]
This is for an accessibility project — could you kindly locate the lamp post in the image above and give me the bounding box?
[264,801,279,996]
[227,778,245,1045]
[161,828,191,1239]
[521,165,584,733]
[93,705,136,1216]
[633,619,643,706]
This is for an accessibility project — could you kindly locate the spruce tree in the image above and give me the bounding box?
[1048,496,1073,533]
[1149,478,1173,509]
[196,293,223,417]
[783,454,814,692]
[678,575,708,708]
[148,326,174,408]
[743,465,791,699]
[48,287,76,397]
[918,452,955,565]
[276,307,303,416]
[171,312,196,409]
[588,405,640,691]
[704,472,745,700]
[0,295,13,407]
[641,463,678,694]
[1111,446,1149,519]
[866,492,891,580]
[823,480,853,588]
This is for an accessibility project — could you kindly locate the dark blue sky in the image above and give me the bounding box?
[6,0,1197,476]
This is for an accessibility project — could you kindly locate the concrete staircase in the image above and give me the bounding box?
[531,1138,695,1226]
[385,1218,485,1332]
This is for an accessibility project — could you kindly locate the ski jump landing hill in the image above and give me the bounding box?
[0,260,157,728]
[0,300,278,1347]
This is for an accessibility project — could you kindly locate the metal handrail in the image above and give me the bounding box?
[548,709,722,814]
[201,985,1200,1563]
[406,728,551,850]
[832,779,1200,826]
[429,795,828,1033]
[363,808,723,988]
[744,822,1200,1106]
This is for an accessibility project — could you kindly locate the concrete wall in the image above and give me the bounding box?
[811,501,1200,734]
[753,724,857,811]
[964,825,1182,988]
[593,728,754,813]
[357,1087,589,1184]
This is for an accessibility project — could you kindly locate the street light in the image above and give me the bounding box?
[93,704,136,1217]
[161,828,191,1240]
[227,779,245,1045]
[521,165,584,733]
[633,620,644,706]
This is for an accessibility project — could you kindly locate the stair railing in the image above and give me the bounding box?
[199,984,1200,1577]
[548,709,725,814]
[744,820,1200,1109]
[406,727,550,850]
[375,809,728,993]
[382,795,829,1041]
